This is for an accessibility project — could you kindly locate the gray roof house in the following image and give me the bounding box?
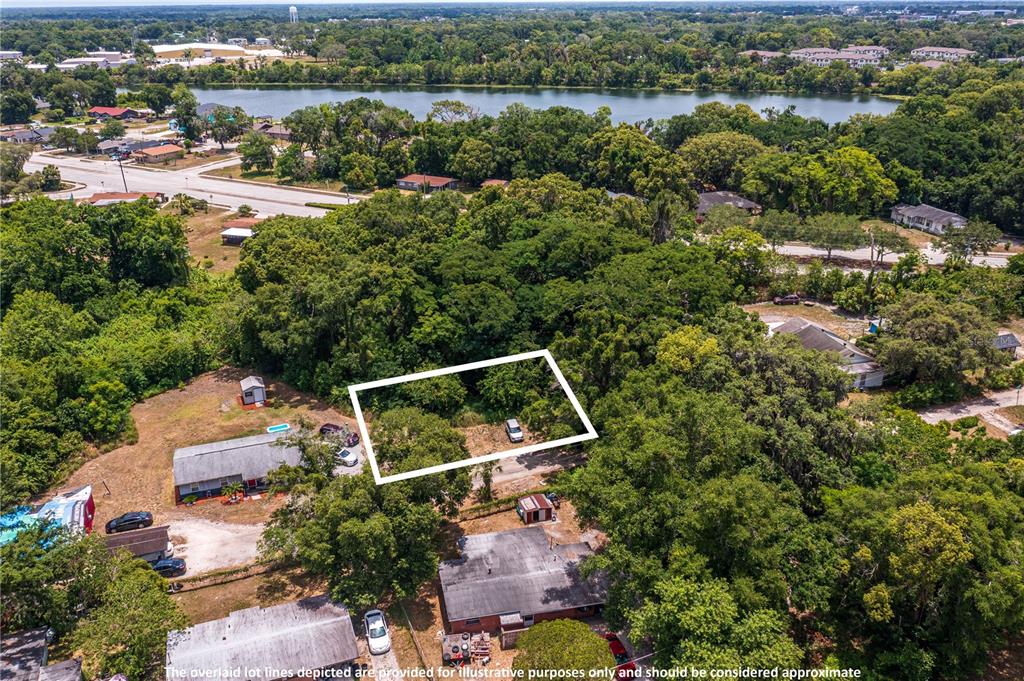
[773,317,885,389]
[696,191,762,216]
[890,203,967,235]
[438,526,607,633]
[165,595,359,681]
[994,332,1020,354]
[172,430,301,500]
[1,629,82,681]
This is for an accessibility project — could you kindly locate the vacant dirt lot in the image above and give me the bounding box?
[173,565,327,624]
[745,301,871,340]
[54,366,355,529]
[177,207,241,273]
[461,422,542,457]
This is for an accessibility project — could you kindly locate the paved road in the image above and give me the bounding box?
[777,243,1011,269]
[917,388,1023,425]
[26,152,358,217]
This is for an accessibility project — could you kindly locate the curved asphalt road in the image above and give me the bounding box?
[26,152,358,217]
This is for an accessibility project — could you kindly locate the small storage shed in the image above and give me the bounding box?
[104,525,172,563]
[240,376,266,405]
[516,494,554,525]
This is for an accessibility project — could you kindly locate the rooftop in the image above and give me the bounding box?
[104,525,170,558]
[137,143,184,156]
[438,526,606,623]
[892,203,965,224]
[165,595,359,678]
[399,173,457,187]
[172,430,301,487]
[773,317,874,365]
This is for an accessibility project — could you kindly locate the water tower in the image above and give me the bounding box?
[289,6,298,23]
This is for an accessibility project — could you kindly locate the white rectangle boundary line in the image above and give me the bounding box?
[347,349,598,484]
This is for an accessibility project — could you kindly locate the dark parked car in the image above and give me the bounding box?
[773,294,801,305]
[605,633,637,679]
[151,557,187,578]
[319,423,344,436]
[105,511,153,534]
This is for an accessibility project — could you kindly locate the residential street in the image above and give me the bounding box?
[917,387,1023,426]
[26,151,358,217]
[777,242,1012,268]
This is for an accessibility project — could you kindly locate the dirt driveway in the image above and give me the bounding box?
[54,366,355,530]
[168,518,265,577]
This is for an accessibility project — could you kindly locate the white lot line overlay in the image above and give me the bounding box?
[348,349,598,485]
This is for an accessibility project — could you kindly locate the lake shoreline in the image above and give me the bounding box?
[181,83,902,125]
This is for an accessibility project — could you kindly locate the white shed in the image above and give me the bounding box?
[240,375,266,405]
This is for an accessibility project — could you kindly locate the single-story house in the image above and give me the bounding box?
[86,191,165,206]
[0,127,55,145]
[172,430,301,500]
[133,143,185,164]
[994,332,1020,355]
[105,525,172,562]
[87,106,140,120]
[772,317,885,389]
[165,595,359,681]
[240,375,267,404]
[396,173,459,193]
[438,526,607,635]
[251,122,293,141]
[97,138,124,154]
[1,628,82,681]
[890,203,966,235]
[120,138,167,155]
[481,179,510,188]
[516,494,554,525]
[0,50,24,61]
[696,191,762,217]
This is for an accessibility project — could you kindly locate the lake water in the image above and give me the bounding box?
[189,84,900,124]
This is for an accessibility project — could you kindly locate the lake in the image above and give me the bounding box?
[189,84,900,125]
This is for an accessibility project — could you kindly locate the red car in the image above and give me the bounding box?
[605,633,637,679]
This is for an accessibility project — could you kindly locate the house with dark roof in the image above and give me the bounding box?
[165,595,359,681]
[994,332,1020,355]
[1,629,82,681]
[696,191,762,217]
[396,173,459,193]
[105,524,172,562]
[773,317,885,389]
[890,203,967,234]
[438,526,607,634]
[0,127,55,145]
[172,430,301,500]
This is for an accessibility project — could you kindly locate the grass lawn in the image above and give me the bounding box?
[205,164,362,196]
[862,219,937,250]
[141,150,238,171]
[172,206,242,274]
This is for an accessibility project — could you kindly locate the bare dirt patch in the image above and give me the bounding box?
[975,634,1024,681]
[460,422,543,458]
[744,301,871,340]
[53,366,355,529]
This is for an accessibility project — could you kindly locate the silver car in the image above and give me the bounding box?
[364,609,391,655]
[505,418,524,443]
[336,449,359,467]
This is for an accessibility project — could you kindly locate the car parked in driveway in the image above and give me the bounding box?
[773,294,801,305]
[364,609,391,655]
[320,423,345,436]
[605,633,637,679]
[336,449,359,467]
[151,557,187,578]
[105,511,153,534]
[505,418,524,443]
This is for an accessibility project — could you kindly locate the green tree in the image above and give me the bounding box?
[98,117,125,140]
[676,131,767,190]
[70,553,189,681]
[1,90,36,125]
[512,620,616,673]
[938,220,1002,264]
[209,106,250,150]
[450,138,496,185]
[39,164,62,191]
[275,143,307,181]
[171,84,202,142]
[140,83,173,116]
[238,132,275,172]
[802,212,867,263]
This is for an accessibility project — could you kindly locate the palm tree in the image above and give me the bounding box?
[181,48,194,67]
[222,481,244,501]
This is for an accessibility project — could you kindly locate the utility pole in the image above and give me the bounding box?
[115,155,128,192]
